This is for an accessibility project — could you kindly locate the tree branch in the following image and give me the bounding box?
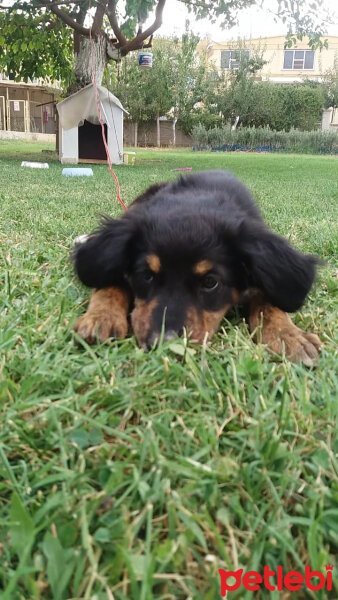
[106,0,127,47]
[76,1,88,25]
[177,0,212,7]
[117,0,166,55]
[0,0,88,11]
[142,34,153,48]
[92,0,107,35]
[49,3,90,35]
[45,0,89,5]
[132,0,165,44]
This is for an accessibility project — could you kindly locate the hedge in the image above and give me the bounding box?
[216,82,325,132]
[191,125,338,155]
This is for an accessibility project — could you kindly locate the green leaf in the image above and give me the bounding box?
[138,479,151,501]
[168,342,196,357]
[42,532,76,600]
[130,553,147,579]
[216,507,230,526]
[9,492,35,560]
[178,510,207,549]
[68,428,89,449]
[93,527,111,543]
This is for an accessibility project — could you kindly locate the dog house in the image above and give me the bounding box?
[56,83,127,164]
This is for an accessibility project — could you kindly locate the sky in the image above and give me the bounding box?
[152,0,338,41]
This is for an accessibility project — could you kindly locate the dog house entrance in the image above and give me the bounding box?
[78,119,107,161]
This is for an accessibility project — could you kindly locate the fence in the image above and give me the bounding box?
[123,120,191,147]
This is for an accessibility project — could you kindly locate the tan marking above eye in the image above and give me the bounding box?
[193,260,213,275]
[146,254,161,273]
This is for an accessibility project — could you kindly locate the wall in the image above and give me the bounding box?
[0,130,55,142]
[124,120,192,147]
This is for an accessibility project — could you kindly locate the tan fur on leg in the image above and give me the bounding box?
[249,299,321,366]
[74,287,130,343]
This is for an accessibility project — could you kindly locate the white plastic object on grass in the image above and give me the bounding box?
[62,168,93,177]
[21,161,49,169]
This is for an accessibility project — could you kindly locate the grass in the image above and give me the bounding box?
[0,140,337,599]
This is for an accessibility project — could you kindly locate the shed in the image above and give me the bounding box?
[0,79,57,134]
[56,83,127,164]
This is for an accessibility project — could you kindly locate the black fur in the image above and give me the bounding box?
[74,218,134,289]
[74,170,319,338]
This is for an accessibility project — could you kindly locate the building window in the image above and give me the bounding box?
[221,49,250,69]
[283,49,314,70]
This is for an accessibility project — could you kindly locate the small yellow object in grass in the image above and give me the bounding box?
[123,152,136,166]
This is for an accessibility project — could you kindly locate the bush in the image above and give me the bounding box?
[191,124,338,155]
[179,111,223,135]
[217,82,325,132]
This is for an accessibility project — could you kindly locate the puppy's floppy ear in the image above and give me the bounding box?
[239,226,320,312]
[73,216,133,288]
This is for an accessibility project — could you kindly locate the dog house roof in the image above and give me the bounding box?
[57,83,128,130]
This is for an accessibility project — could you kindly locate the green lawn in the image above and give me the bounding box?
[0,140,337,599]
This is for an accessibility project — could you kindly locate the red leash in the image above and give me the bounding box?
[89,8,127,212]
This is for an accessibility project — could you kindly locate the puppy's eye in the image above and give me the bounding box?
[201,275,219,292]
[143,270,154,284]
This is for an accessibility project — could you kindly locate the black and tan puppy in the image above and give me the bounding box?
[73,170,321,365]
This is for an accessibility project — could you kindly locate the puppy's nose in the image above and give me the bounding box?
[146,330,178,349]
[163,330,178,342]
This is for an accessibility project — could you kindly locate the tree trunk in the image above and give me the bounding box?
[231,115,240,131]
[134,121,138,147]
[156,112,161,147]
[68,32,109,95]
[172,116,177,147]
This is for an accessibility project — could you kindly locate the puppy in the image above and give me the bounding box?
[73,170,321,365]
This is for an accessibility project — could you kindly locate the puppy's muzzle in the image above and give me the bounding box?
[146,329,181,350]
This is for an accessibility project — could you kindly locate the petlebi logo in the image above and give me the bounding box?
[219,563,333,597]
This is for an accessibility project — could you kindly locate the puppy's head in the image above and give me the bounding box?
[74,176,319,348]
[128,212,243,348]
[74,210,240,348]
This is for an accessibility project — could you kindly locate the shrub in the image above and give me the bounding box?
[217,82,325,132]
[191,124,338,155]
[190,122,209,146]
[179,112,223,135]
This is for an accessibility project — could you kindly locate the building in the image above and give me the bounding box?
[199,35,338,83]
[0,74,58,134]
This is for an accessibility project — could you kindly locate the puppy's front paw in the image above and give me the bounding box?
[268,326,322,366]
[74,312,128,344]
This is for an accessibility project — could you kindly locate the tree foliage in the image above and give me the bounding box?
[116,38,173,123]
[116,31,217,132]
[0,8,73,83]
[0,0,332,89]
[321,58,338,108]
[116,34,326,134]
[211,46,325,131]
[217,79,325,131]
